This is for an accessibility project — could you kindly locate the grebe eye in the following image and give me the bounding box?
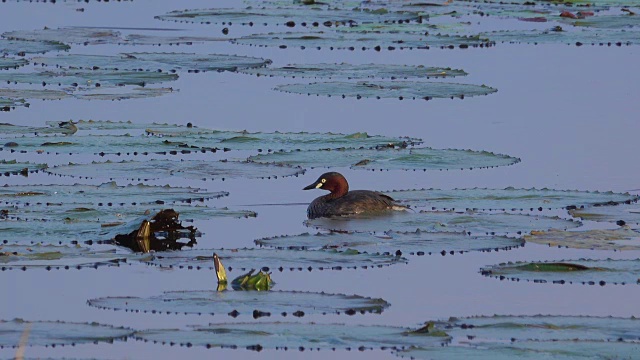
[321,178,326,183]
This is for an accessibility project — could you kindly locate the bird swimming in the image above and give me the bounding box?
[303,171,406,219]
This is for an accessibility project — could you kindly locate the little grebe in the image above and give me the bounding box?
[303,172,405,219]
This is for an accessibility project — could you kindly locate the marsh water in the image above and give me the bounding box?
[1,0,640,359]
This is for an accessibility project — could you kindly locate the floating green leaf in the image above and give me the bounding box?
[72,87,175,100]
[250,146,519,171]
[572,14,640,30]
[570,204,640,228]
[255,231,523,255]
[145,248,406,271]
[134,322,447,350]
[0,69,178,87]
[240,63,467,80]
[480,259,640,286]
[305,211,580,235]
[0,88,70,100]
[0,57,28,70]
[88,290,389,317]
[0,122,77,135]
[0,97,27,111]
[155,7,420,26]
[524,228,640,251]
[0,319,132,348]
[0,159,47,176]
[0,38,70,55]
[384,188,638,211]
[45,119,184,132]
[486,28,639,46]
[275,80,497,100]
[232,31,494,50]
[45,159,305,181]
[0,218,110,245]
[32,53,271,72]
[0,243,144,270]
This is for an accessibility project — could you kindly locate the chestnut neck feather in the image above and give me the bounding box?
[325,176,349,199]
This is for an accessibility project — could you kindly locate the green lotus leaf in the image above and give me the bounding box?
[480,259,640,286]
[0,159,47,176]
[134,322,448,350]
[0,88,70,100]
[0,97,27,110]
[45,119,185,132]
[398,339,640,360]
[0,182,227,206]
[145,248,406,271]
[0,57,28,70]
[0,69,178,87]
[486,28,639,46]
[0,243,145,270]
[0,122,77,135]
[88,290,389,316]
[240,63,467,80]
[232,31,493,50]
[0,134,218,155]
[305,211,581,235]
[570,204,640,228]
[384,188,639,211]
[571,14,640,30]
[255,231,523,255]
[0,38,70,55]
[71,87,175,101]
[45,159,305,181]
[119,34,225,46]
[249,147,519,171]
[275,81,497,100]
[155,7,420,26]
[32,53,271,72]
[524,228,640,250]
[0,319,132,348]
[0,218,110,245]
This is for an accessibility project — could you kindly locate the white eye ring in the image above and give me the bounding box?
[321,178,326,183]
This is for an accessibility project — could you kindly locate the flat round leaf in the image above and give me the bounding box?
[45,159,305,181]
[32,53,271,72]
[45,119,186,132]
[88,290,389,317]
[275,81,497,100]
[481,259,640,286]
[0,97,27,110]
[240,63,467,80]
[570,204,640,228]
[145,248,406,271]
[249,147,519,171]
[385,188,639,211]
[305,211,581,235]
[0,218,111,245]
[255,231,523,255]
[0,243,144,270]
[0,69,178,88]
[524,228,640,251]
[134,322,447,350]
[0,57,28,70]
[72,87,175,101]
[232,31,494,50]
[0,319,132,348]
[0,88,70,100]
[0,159,47,176]
[0,38,70,55]
[0,122,77,136]
[486,29,639,46]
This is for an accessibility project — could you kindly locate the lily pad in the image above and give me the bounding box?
[0,319,132,348]
[275,80,497,100]
[32,53,271,73]
[480,259,640,286]
[0,159,47,176]
[155,7,420,26]
[45,119,185,132]
[0,57,28,70]
[0,97,27,111]
[88,290,389,317]
[0,88,70,100]
[240,63,467,80]
[255,231,524,255]
[134,322,447,350]
[45,159,305,181]
[145,248,406,271]
[232,31,494,50]
[0,243,144,270]
[524,228,640,251]
[0,217,111,245]
[72,87,175,100]
[0,122,77,135]
[570,204,640,228]
[384,188,639,211]
[0,69,178,87]
[0,38,70,55]
[486,28,639,46]
[0,182,227,207]
[249,147,519,171]
[305,211,580,235]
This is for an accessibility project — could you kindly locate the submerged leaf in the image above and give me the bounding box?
[570,204,640,228]
[481,259,640,286]
[0,244,143,270]
[275,81,497,100]
[45,159,305,181]
[385,188,638,211]
[524,228,640,251]
[0,319,132,348]
[145,248,406,271]
[88,290,389,316]
[305,211,580,235]
[249,147,519,171]
[0,159,47,176]
[255,231,523,255]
